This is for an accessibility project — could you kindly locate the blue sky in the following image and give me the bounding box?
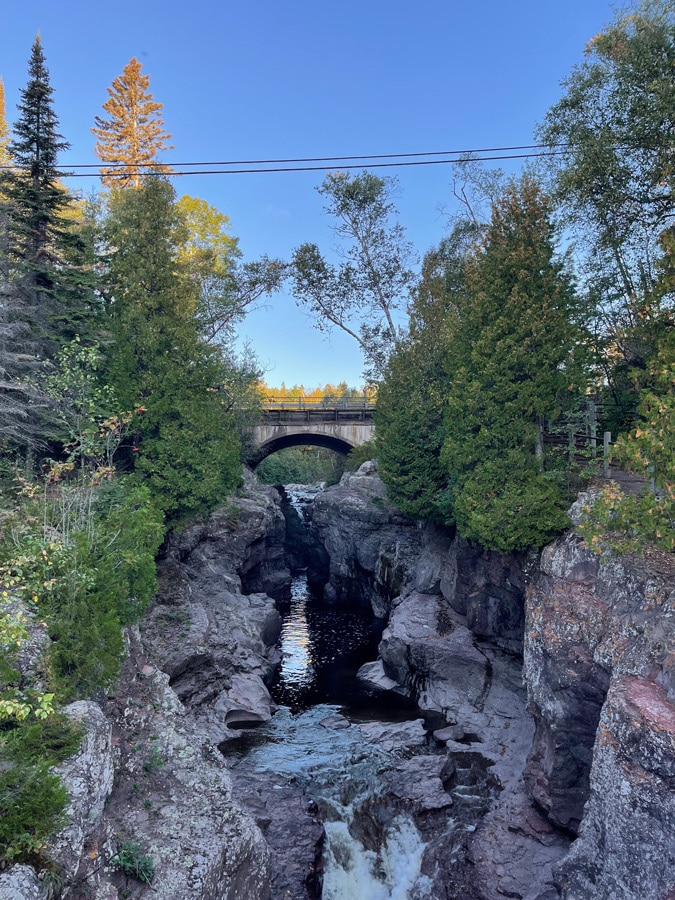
[2,0,620,387]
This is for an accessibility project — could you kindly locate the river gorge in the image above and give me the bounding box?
[2,463,673,900]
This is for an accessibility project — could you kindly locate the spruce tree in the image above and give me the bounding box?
[376,223,478,522]
[92,58,173,188]
[4,37,97,356]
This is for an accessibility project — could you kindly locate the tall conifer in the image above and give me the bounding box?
[92,58,173,188]
[5,37,96,353]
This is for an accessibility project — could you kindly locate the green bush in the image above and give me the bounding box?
[0,761,68,864]
[0,478,164,703]
[1,712,83,766]
[112,839,155,884]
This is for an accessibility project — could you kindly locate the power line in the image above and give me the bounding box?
[68,150,567,179]
[51,144,560,169]
[0,143,570,179]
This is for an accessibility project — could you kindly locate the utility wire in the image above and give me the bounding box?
[67,150,567,178]
[0,143,571,178]
[43,144,562,170]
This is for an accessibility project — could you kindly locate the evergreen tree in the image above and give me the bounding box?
[4,37,97,354]
[376,222,479,522]
[0,40,97,447]
[442,177,583,552]
[92,58,173,188]
[104,178,241,527]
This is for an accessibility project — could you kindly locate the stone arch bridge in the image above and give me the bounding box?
[250,398,375,466]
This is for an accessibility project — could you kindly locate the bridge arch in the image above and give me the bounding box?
[251,431,355,467]
[249,400,375,468]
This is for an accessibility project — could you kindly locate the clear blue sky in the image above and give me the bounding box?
[2,0,620,387]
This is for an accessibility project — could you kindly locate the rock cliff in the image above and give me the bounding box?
[312,464,674,900]
[3,466,673,900]
[1,479,289,900]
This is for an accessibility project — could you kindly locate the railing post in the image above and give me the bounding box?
[568,426,575,462]
[603,431,611,477]
[587,400,597,456]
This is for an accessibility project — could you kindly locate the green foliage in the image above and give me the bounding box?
[256,446,344,485]
[291,171,415,382]
[104,179,243,528]
[0,760,68,865]
[453,455,570,552]
[112,839,155,884]
[441,177,583,550]
[0,709,80,869]
[377,336,451,522]
[376,224,479,523]
[5,38,99,354]
[579,336,675,554]
[45,338,125,472]
[539,0,675,432]
[1,711,83,766]
[0,478,163,702]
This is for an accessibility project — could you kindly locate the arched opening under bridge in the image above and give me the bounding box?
[251,432,355,468]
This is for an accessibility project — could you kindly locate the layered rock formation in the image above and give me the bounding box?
[1,479,289,900]
[526,533,675,898]
[313,464,674,900]
[3,464,673,900]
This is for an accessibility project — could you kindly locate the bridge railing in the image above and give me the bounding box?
[261,394,376,410]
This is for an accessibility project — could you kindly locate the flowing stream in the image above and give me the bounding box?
[222,486,484,898]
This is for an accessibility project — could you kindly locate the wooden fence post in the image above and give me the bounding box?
[603,432,611,477]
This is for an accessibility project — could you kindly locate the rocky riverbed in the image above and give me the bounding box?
[1,464,673,900]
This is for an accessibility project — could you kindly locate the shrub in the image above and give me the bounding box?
[0,761,68,865]
[112,839,155,884]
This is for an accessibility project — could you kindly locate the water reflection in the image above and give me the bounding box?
[271,575,396,712]
[276,578,314,693]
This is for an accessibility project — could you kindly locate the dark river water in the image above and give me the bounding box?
[227,573,435,899]
[223,486,444,898]
[270,575,408,713]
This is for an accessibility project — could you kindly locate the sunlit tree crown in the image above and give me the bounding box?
[92,57,173,188]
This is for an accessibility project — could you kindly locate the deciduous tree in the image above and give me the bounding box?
[538,0,675,430]
[291,172,416,383]
[92,58,173,188]
[0,77,9,165]
[176,195,286,347]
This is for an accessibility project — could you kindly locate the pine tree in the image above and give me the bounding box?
[0,39,98,447]
[4,36,97,353]
[92,58,173,188]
